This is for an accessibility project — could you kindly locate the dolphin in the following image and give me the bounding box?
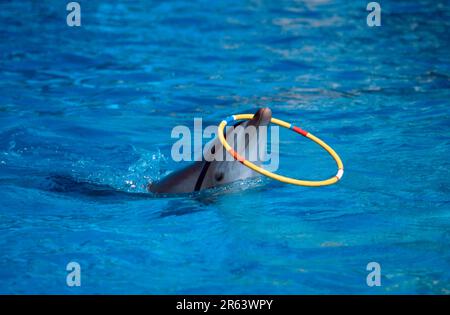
[148,107,272,194]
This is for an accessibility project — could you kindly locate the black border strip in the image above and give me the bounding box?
[0,295,448,312]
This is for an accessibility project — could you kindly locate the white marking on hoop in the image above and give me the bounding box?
[336,169,344,179]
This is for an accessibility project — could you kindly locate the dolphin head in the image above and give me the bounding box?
[148,107,272,194]
[200,107,272,189]
[247,107,272,128]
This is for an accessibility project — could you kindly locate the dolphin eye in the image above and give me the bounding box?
[214,172,224,182]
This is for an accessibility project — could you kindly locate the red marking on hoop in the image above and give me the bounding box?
[292,126,308,137]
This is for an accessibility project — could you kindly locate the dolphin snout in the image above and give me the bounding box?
[253,107,272,126]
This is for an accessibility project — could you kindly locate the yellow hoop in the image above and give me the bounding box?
[217,114,344,187]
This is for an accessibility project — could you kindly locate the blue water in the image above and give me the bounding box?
[1,0,449,294]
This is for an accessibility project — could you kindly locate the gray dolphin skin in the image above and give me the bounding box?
[148,107,272,194]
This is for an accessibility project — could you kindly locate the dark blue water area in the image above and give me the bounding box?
[0,0,449,294]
